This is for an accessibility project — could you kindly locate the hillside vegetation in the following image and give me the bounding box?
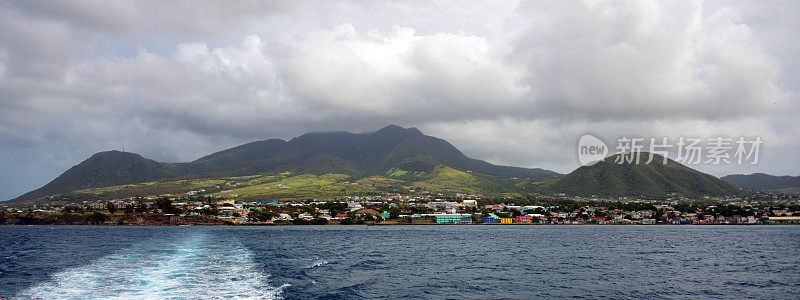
[10,125,560,203]
[544,153,740,198]
[722,173,800,192]
[10,126,747,203]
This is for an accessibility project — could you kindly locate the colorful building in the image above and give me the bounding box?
[482,214,500,224]
[515,215,534,223]
[435,214,472,224]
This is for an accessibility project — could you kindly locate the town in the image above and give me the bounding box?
[2,191,799,226]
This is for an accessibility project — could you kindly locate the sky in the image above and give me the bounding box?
[1,0,798,200]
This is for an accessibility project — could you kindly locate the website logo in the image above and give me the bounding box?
[576,134,763,166]
[578,134,608,166]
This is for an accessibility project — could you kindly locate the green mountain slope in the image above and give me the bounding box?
[722,173,800,191]
[12,151,180,202]
[9,125,560,202]
[544,153,740,197]
[65,165,526,203]
[184,139,288,171]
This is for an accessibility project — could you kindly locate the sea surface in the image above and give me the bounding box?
[1,225,798,299]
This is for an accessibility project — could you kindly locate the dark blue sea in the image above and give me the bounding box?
[1,225,798,299]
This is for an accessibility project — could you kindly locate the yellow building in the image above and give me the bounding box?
[501,217,513,224]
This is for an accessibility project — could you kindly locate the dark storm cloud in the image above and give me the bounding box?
[0,0,798,200]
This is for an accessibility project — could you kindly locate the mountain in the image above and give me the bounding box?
[14,151,180,201]
[544,153,740,197]
[722,173,800,191]
[10,125,560,202]
[186,139,288,171]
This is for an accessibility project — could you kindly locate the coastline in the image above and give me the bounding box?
[3,211,795,226]
[1,219,791,226]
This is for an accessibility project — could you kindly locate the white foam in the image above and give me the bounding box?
[16,232,287,300]
[304,259,328,269]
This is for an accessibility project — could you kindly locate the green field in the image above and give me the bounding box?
[75,174,280,199]
[58,164,538,202]
[210,173,371,201]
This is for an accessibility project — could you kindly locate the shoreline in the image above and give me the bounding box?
[2,222,792,226]
[3,213,794,226]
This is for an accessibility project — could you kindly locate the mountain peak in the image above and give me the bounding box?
[379,124,404,130]
[546,152,738,197]
[374,124,423,138]
[406,127,423,136]
[10,150,178,202]
[375,124,404,133]
[90,150,143,159]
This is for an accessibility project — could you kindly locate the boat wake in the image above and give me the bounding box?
[16,231,287,299]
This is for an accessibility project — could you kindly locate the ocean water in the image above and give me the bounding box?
[1,225,798,299]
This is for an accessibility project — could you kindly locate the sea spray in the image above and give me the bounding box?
[16,231,286,299]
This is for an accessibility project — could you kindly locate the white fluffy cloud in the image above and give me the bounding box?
[0,0,798,199]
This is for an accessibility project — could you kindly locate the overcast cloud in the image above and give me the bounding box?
[1,0,798,200]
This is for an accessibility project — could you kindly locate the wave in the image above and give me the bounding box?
[15,232,287,300]
[304,259,328,269]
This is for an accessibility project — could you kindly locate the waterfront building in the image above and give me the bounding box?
[482,214,500,224]
[434,214,472,224]
[515,215,534,223]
